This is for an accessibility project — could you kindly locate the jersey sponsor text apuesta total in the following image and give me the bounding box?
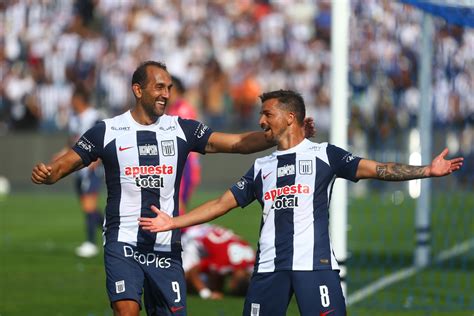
[230,139,361,273]
[72,111,212,252]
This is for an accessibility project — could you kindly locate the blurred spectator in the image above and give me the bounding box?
[199,58,230,130]
[0,0,472,162]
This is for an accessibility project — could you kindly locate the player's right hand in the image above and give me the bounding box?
[31,163,52,184]
[138,205,173,232]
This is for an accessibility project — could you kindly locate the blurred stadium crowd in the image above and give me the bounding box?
[1,0,473,153]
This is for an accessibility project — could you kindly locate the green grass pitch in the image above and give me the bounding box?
[1,190,472,315]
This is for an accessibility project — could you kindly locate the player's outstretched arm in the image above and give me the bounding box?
[356,148,463,181]
[204,117,315,154]
[31,149,84,185]
[139,190,239,232]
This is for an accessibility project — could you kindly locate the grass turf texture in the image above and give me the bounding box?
[1,190,472,315]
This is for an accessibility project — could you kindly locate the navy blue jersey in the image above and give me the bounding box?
[72,111,212,252]
[230,139,361,272]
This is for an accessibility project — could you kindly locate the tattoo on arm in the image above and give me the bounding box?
[376,163,427,181]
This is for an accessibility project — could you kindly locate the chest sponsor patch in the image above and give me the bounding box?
[124,165,174,189]
[139,144,158,156]
[277,164,295,177]
[263,184,311,201]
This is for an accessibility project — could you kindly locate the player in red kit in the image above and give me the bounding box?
[181,224,255,300]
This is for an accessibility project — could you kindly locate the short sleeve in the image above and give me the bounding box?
[72,121,105,166]
[229,166,256,208]
[178,118,213,154]
[327,144,361,182]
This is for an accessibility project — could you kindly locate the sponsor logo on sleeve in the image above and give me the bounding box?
[160,140,175,156]
[76,136,95,152]
[194,123,209,139]
[277,164,295,177]
[299,160,313,175]
[236,178,247,190]
[343,153,356,163]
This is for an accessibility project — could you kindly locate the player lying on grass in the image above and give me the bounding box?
[139,89,463,316]
[181,224,255,300]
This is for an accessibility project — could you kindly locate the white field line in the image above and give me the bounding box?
[347,238,474,306]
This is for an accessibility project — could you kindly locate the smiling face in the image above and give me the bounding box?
[133,65,173,120]
[259,98,292,143]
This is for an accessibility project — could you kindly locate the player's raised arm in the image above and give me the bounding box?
[355,148,463,181]
[204,117,315,154]
[139,190,239,232]
[204,131,274,154]
[31,149,84,184]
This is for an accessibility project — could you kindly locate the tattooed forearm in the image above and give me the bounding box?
[376,163,428,181]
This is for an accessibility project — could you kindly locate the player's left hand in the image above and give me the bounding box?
[428,148,463,177]
[303,117,315,139]
[138,205,173,232]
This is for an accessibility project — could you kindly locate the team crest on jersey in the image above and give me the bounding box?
[161,140,175,156]
[277,164,295,177]
[139,144,158,156]
[299,160,313,175]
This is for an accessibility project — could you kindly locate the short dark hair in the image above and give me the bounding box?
[131,61,168,87]
[259,89,306,125]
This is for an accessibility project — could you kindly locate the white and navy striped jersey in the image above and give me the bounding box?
[72,110,213,253]
[230,139,361,273]
[69,107,102,177]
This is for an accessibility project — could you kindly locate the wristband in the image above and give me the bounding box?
[199,288,212,299]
